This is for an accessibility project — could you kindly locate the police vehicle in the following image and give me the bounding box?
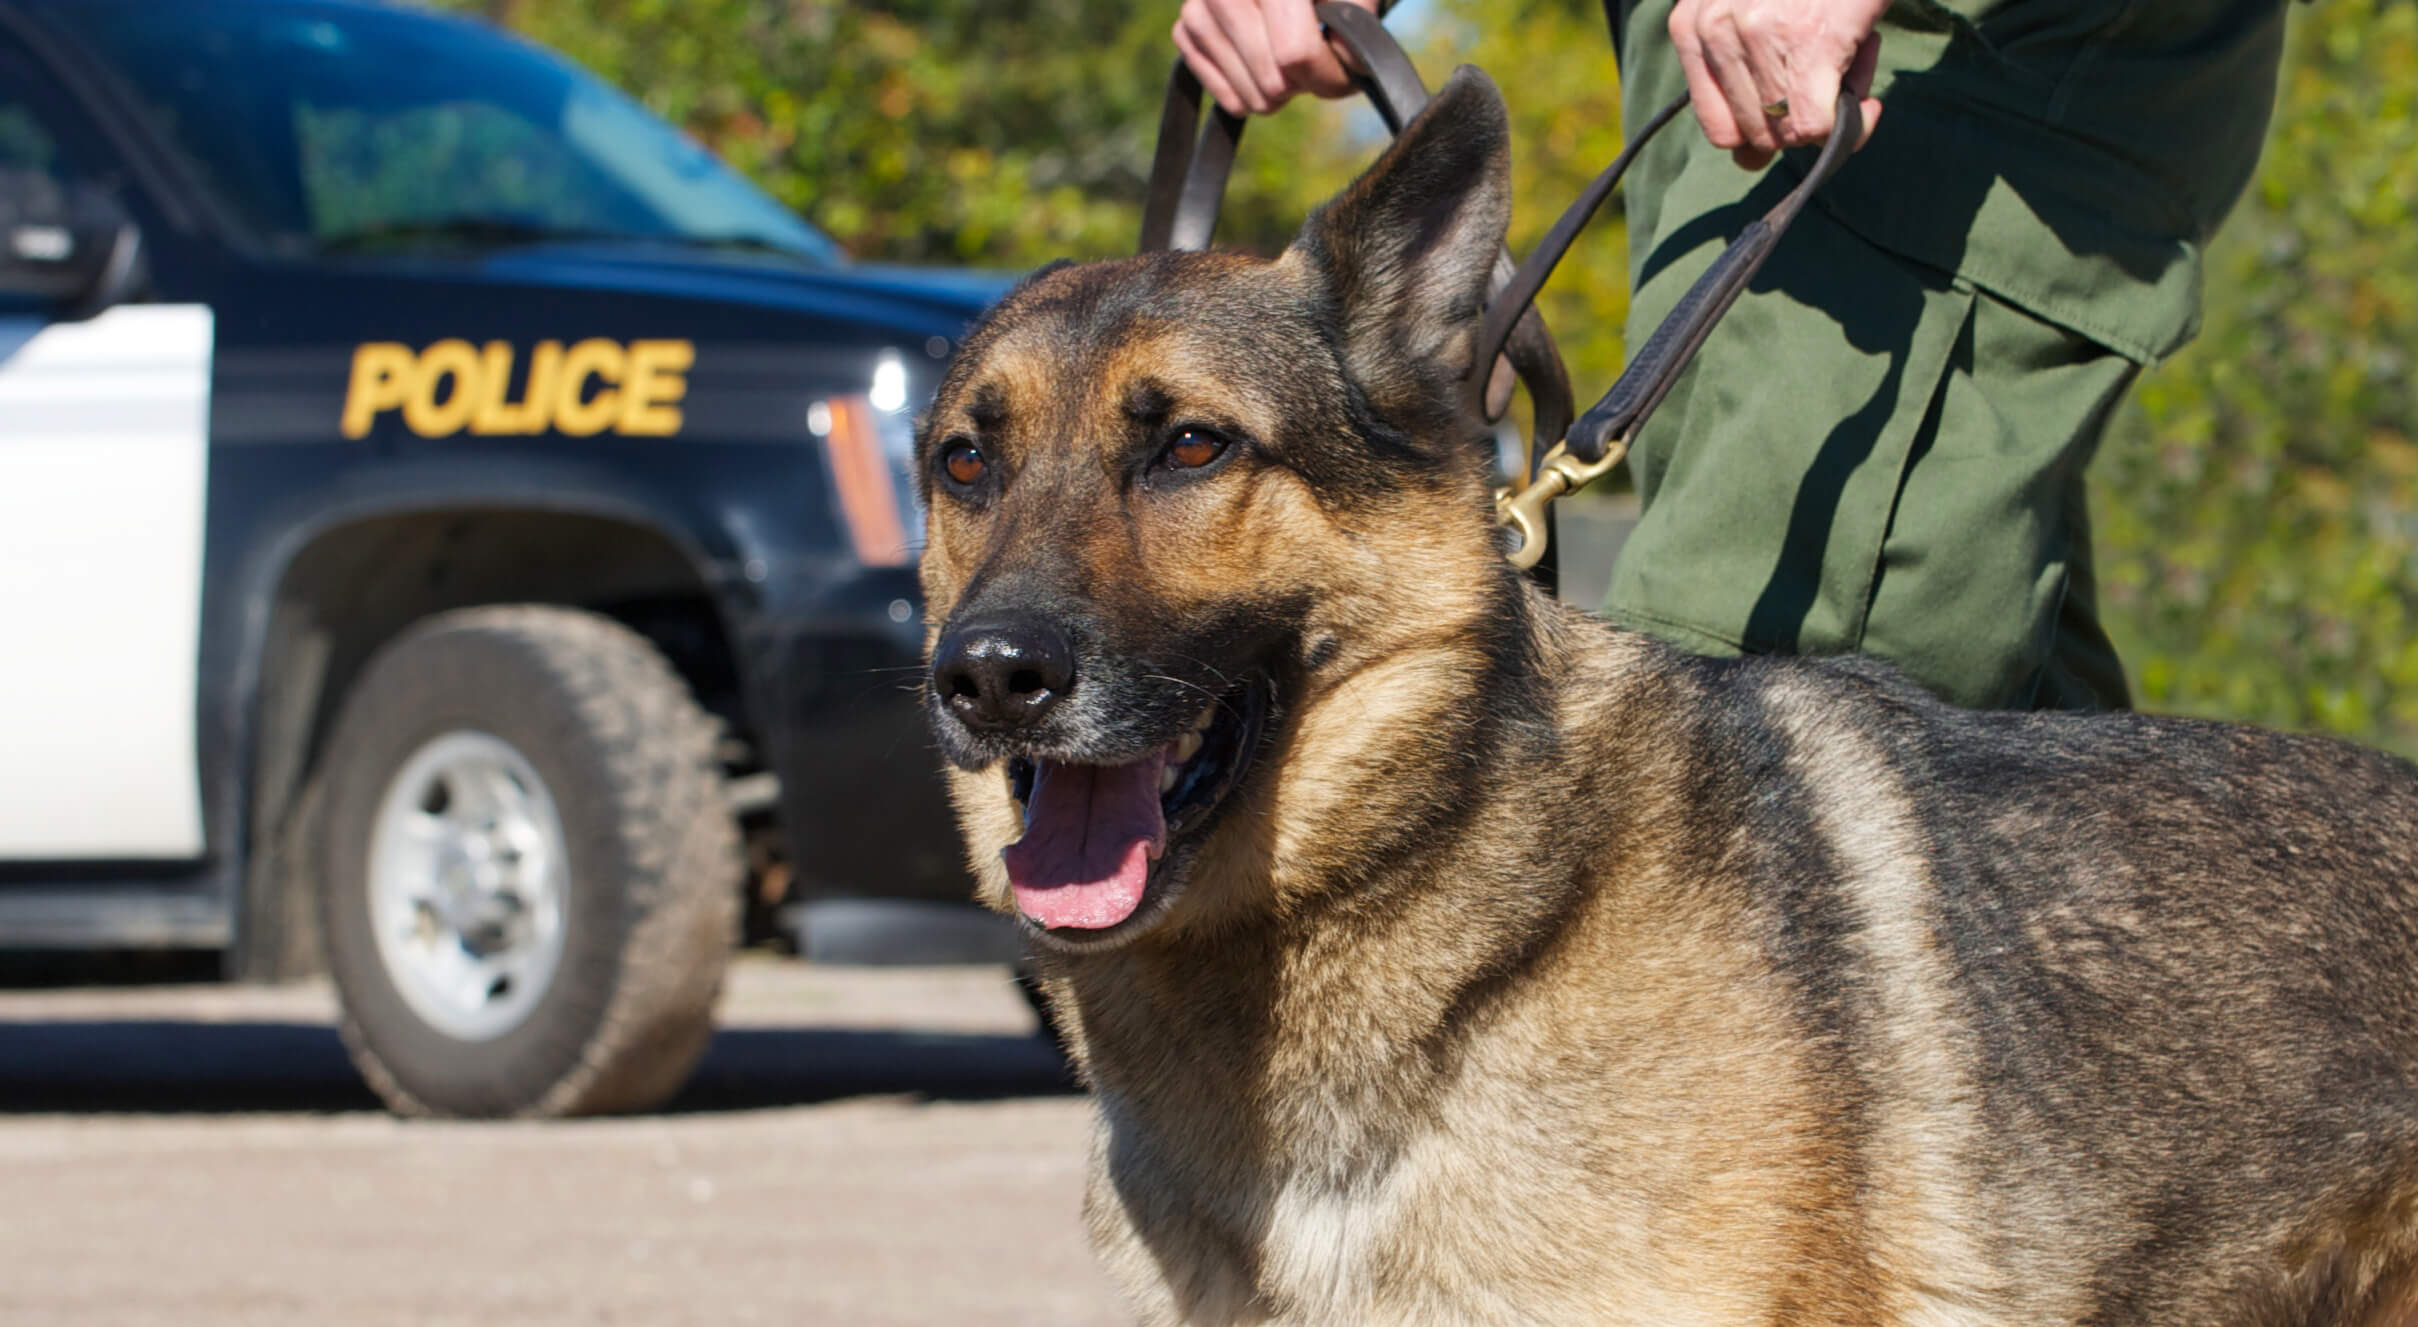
[0,0,1009,1116]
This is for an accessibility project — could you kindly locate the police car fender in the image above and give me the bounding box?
[0,303,211,858]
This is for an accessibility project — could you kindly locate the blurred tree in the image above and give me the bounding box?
[452,0,2418,747]
[432,0,1352,263]
[2096,0,2418,748]
[1411,0,1632,419]
[436,0,1631,411]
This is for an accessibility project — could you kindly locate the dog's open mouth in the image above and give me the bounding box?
[1001,675,1270,937]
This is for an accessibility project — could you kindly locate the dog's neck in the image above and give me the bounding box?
[1052,570,1642,1167]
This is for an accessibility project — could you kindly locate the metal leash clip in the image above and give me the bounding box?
[1496,437,1633,572]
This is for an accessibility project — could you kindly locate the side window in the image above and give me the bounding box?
[295,99,646,242]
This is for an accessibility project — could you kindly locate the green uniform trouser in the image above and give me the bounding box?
[1608,209,2139,710]
[1602,0,2289,710]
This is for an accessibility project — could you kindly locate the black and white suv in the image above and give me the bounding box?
[0,0,1005,1116]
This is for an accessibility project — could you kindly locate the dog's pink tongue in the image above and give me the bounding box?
[1003,755,1167,930]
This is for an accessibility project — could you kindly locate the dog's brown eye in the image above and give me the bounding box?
[943,441,986,486]
[1164,429,1226,470]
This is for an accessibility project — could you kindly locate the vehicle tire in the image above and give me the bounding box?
[315,604,741,1118]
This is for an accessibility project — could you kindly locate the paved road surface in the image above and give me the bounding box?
[0,959,1124,1326]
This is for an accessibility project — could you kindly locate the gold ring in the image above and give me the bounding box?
[1761,97,1790,119]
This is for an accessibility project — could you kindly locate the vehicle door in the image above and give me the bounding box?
[0,27,211,861]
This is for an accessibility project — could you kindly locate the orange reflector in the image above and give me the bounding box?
[823,395,911,567]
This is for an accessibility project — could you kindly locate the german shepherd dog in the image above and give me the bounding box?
[914,67,2418,1326]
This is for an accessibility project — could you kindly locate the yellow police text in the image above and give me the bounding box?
[340,338,695,439]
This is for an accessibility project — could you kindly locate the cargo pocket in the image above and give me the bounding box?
[1606,205,1974,664]
[1857,290,2140,708]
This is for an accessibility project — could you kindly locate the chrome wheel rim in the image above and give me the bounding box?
[366,731,569,1041]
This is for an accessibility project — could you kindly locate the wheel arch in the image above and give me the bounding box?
[228,499,750,980]
[312,602,741,1116]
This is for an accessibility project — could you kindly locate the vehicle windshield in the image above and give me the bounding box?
[48,0,844,264]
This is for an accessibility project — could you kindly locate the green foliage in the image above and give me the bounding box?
[2096,0,2418,747]
[459,0,2418,745]
[443,0,1631,419]
[1412,0,1632,413]
[437,0,1358,263]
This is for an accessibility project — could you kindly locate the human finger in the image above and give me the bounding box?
[1730,142,1776,170]
[1174,7,1265,114]
[1701,6,1783,155]
[1729,0,1888,151]
[1266,0,1359,99]
[1721,0,1829,149]
[1202,0,1295,110]
[1669,0,1747,152]
[1763,32,1881,151]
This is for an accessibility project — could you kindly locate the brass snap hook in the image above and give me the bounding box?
[1493,437,1632,571]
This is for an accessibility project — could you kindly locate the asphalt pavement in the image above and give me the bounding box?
[0,959,1124,1326]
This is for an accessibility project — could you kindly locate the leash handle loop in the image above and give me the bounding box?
[1137,15,1866,576]
[1143,0,1408,252]
[1565,90,1863,464]
[1470,88,1688,456]
[1137,60,1243,253]
[1138,4,1576,468]
[1491,89,1864,570]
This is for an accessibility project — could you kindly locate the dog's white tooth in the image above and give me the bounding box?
[1191,703,1216,731]
[1159,764,1179,795]
[1174,730,1204,763]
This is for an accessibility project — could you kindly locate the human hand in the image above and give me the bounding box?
[1666,0,1886,169]
[1173,0,1382,116]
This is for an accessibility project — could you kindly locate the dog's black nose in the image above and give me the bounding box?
[933,618,1076,733]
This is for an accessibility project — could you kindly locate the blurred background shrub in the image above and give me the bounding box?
[451,0,2418,750]
[2097,0,2418,751]
[439,0,1632,408]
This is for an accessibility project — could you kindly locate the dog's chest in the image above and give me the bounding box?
[1253,1162,1408,1314]
[1091,1089,1414,1320]
[1099,1093,1566,1324]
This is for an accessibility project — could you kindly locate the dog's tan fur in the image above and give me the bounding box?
[915,68,2418,1326]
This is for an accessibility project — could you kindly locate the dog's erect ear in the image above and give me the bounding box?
[1289,66,1510,418]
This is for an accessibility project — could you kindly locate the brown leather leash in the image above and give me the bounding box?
[1139,7,1863,576]
[1141,4,1574,457]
